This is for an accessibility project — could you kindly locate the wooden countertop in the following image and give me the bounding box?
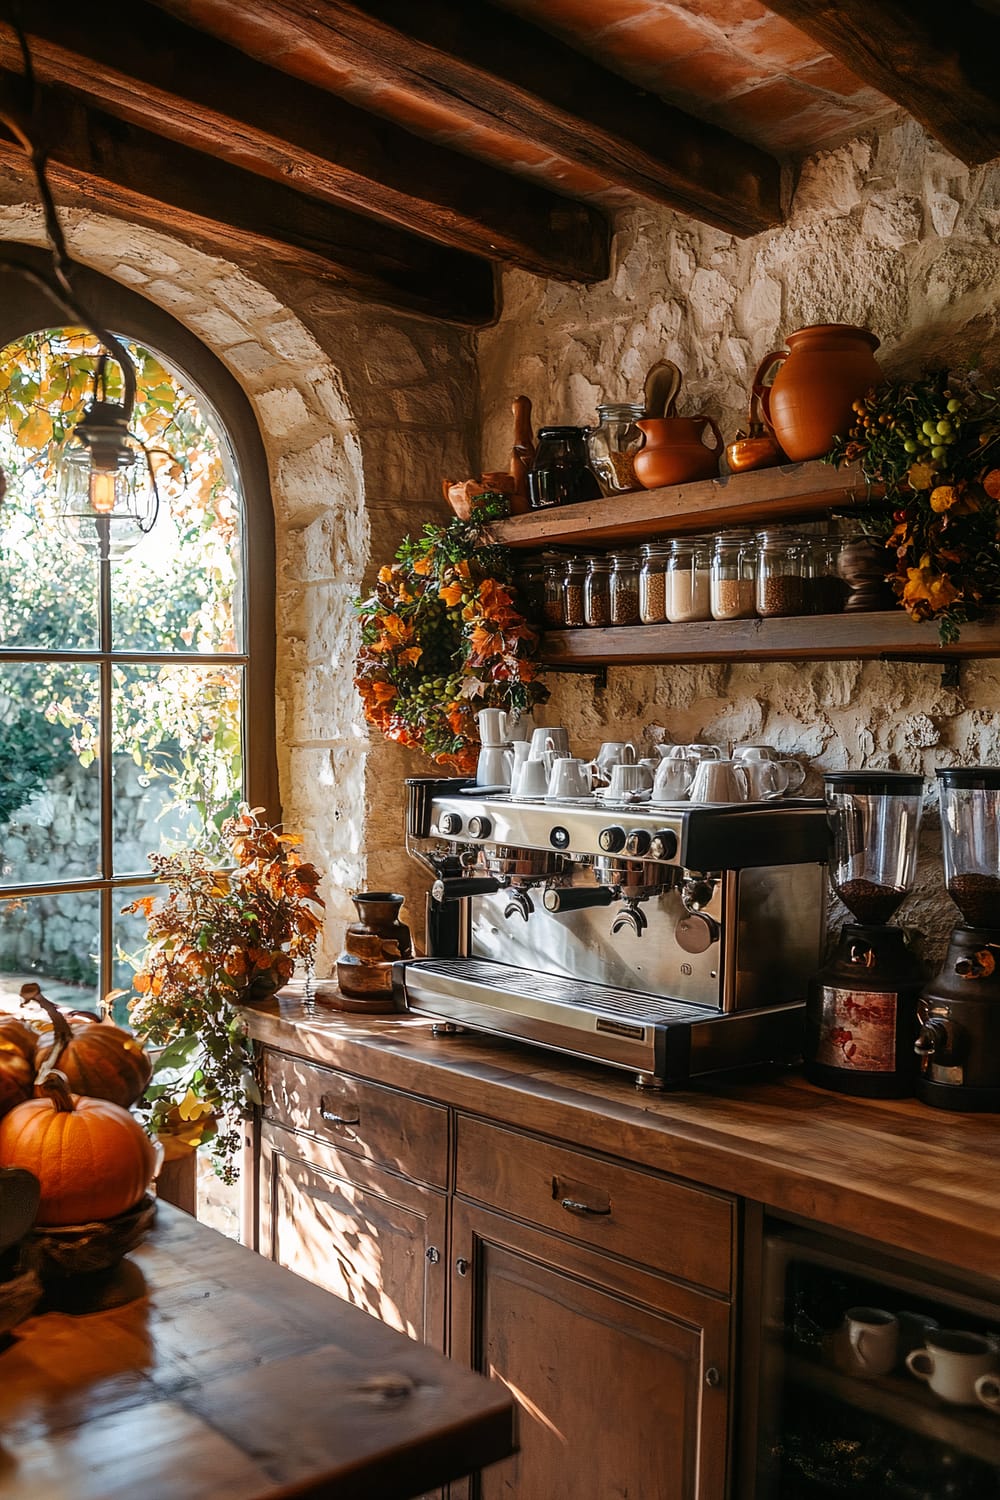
[245,987,1000,1284]
[0,1203,515,1500]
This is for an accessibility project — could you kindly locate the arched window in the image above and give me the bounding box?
[0,252,276,1018]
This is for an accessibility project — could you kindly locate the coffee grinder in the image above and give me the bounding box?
[805,772,925,1097]
[915,767,1000,1111]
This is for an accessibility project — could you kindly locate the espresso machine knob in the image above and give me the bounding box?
[438,811,463,836]
[467,815,492,839]
[624,829,652,857]
[649,829,679,862]
[598,825,627,853]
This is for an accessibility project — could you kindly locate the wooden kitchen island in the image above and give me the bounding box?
[243,985,1000,1499]
[0,1201,515,1500]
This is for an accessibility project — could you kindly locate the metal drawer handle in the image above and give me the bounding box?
[560,1197,612,1217]
[319,1095,361,1128]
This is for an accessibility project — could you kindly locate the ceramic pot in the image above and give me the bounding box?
[725,386,785,473]
[336,892,413,1009]
[634,416,722,489]
[753,325,883,463]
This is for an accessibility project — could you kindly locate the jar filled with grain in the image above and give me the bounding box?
[639,541,670,624]
[586,403,647,496]
[609,551,641,626]
[756,529,807,618]
[710,532,757,620]
[666,537,712,623]
[542,564,564,629]
[584,556,613,627]
[562,556,588,628]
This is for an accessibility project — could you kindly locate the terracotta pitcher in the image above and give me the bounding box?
[634,415,722,489]
[753,324,883,463]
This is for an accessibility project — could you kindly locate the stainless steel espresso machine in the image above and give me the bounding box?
[394,777,829,1088]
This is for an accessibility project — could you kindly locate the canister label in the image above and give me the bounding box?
[815,986,897,1072]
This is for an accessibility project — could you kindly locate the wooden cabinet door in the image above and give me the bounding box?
[260,1119,448,1351]
[450,1200,731,1500]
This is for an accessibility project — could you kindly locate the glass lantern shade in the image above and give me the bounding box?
[56,418,154,560]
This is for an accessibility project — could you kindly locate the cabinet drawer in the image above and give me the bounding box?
[262,1050,449,1189]
[455,1115,733,1295]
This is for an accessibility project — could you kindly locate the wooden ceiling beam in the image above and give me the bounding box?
[4,3,607,286]
[0,79,496,326]
[149,0,783,238]
[763,0,1000,165]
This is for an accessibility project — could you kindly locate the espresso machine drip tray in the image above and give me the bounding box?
[396,956,805,1088]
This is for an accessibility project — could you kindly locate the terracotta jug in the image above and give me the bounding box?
[754,324,883,463]
[633,415,722,489]
[335,892,413,1011]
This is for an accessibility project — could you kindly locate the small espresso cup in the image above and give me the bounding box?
[689,758,750,804]
[741,758,791,801]
[606,762,653,801]
[734,744,806,793]
[652,757,695,803]
[839,1307,899,1378]
[511,756,549,800]
[592,741,637,780]
[530,725,570,758]
[906,1330,998,1405]
[546,757,593,801]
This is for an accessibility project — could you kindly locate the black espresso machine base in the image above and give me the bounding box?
[394,957,806,1089]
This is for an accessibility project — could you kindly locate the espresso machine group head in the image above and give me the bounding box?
[398,777,828,1089]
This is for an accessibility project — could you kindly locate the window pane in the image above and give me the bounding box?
[112,661,243,869]
[0,888,100,1010]
[0,662,100,886]
[112,881,158,1026]
[0,493,99,649]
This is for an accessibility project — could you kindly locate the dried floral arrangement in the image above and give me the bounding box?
[354,517,549,774]
[828,368,1000,643]
[124,806,324,1181]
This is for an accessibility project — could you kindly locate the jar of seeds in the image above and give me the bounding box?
[609,551,641,625]
[584,556,613,627]
[666,537,712,623]
[756,529,807,617]
[710,532,757,620]
[562,556,588,628]
[543,563,564,629]
[586,403,647,496]
[639,541,670,624]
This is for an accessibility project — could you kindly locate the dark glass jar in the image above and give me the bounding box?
[527,427,602,510]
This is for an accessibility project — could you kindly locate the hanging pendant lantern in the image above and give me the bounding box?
[55,361,158,560]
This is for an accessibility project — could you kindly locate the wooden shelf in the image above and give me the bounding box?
[539,612,1000,667]
[491,460,877,551]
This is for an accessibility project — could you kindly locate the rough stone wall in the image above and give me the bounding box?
[0,173,477,969]
[477,118,1000,959]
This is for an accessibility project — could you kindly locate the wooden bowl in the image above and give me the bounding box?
[27,1195,157,1279]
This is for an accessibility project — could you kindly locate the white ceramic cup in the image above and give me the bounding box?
[507,712,535,743]
[476,744,513,787]
[606,762,653,801]
[511,757,549,800]
[741,758,790,801]
[477,708,511,746]
[734,744,806,793]
[689,759,750,803]
[906,1330,998,1404]
[530,726,570,758]
[670,742,723,763]
[547,757,593,800]
[652,757,695,802]
[840,1307,899,1378]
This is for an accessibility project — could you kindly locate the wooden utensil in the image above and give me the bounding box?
[509,395,535,514]
[642,360,683,419]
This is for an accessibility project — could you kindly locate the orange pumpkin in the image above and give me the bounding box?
[0,1072,160,1225]
[26,991,151,1108]
[0,1033,33,1119]
[0,1015,40,1065]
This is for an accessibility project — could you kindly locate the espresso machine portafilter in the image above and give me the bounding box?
[398,777,828,1088]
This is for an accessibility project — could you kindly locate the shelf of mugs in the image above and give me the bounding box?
[537,612,1000,667]
[784,1347,1000,1469]
[490,459,876,552]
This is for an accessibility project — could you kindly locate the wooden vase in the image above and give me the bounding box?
[754,324,883,463]
[334,892,412,1011]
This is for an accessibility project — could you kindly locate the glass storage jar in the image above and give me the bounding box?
[584,556,613,627]
[562,557,588,628]
[756,529,807,617]
[514,559,545,626]
[609,552,641,625]
[527,426,602,510]
[805,534,847,615]
[542,564,564,629]
[639,541,670,624]
[586,403,646,496]
[710,532,757,620]
[666,537,712,623]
